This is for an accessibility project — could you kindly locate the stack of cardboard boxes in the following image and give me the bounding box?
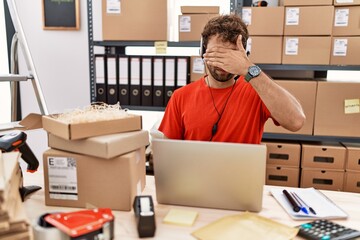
[41,113,149,211]
[343,142,360,193]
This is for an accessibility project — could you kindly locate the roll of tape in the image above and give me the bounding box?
[32,214,65,240]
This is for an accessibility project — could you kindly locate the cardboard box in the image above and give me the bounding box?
[43,148,146,211]
[266,166,300,187]
[242,7,284,36]
[334,0,360,6]
[48,130,149,159]
[281,0,333,6]
[313,81,360,137]
[284,6,334,36]
[0,113,42,133]
[264,80,317,135]
[102,0,167,41]
[282,36,331,65]
[301,143,346,169]
[247,36,283,64]
[343,142,360,171]
[344,170,360,193]
[179,6,219,41]
[263,141,301,167]
[42,114,142,140]
[333,7,360,36]
[330,37,360,65]
[301,168,345,191]
[190,56,205,82]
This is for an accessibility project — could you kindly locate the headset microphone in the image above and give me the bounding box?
[252,1,268,7]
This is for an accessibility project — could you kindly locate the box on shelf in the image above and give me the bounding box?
[330,37,360,65]
[264,80,317,135]
[300,168,345,191]
[333,6,360,36]
[284,6,334,36]
[242,7,284,36]
[334,0,360,6]
[301,142,346,169]
[190,56,205,82]
[102,0,167,41]
[42,114,142,140]
[266,166,300,187]
[247,36,283,64]
[179,6,219,41]
[313,81,360,138]
[263,141,301,167]
[343,142,360,171]
[344,170,360,193]
[282,36,331,65]
[43,148,146,211]
[281,0,333,6]
[48,130,149,159]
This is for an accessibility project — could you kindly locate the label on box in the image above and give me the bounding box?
[246,37,252,55]
[48,157,78,200]
[192,58,205,74]
[285,38,299,55]
[333,39,348,56]
[286,8,300,25]
[179,16,191,32]
[344,99,360,114]
[334,9,349,27]
[106,0,121,14]
[242,9,252,25]
[155,41,167,54]
[336,0,354,3]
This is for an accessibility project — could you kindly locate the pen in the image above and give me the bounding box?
[292,192,317,215]
[291,192,309,215]
[282,189,300,212]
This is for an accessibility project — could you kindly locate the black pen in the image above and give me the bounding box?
[283,189,301,212]
[292,192,317,215]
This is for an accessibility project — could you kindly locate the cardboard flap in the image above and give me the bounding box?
[181,6,219,14]
[19,113,43,130]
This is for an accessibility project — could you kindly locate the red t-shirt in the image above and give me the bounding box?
[158,76,272,144]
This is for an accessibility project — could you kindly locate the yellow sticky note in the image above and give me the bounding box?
[344,99,360,114]
[155,41,167,54]
[163,209,198,226]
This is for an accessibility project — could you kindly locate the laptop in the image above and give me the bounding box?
[152,139,266,212]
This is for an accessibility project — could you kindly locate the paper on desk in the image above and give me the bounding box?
[192,212,298,240]
[270,187,348,220]
[163,209,198,226]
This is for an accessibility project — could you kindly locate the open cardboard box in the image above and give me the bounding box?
[0,113,43,134]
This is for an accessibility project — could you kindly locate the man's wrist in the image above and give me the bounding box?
[244,65,261,82]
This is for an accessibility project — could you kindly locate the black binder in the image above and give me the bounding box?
[95,54,106,103]
[118,56,129,106]
[176,57,190,89]
[106,55,118,104]
[164,57,176,106]
[141,57,153,106]
[130,57,141,106]
[152,57,164,107]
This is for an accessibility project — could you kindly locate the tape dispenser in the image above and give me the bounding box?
[133,195,156,238]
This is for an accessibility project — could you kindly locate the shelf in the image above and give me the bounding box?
[121,105,166,112]
[258,64,360,71]
[262,133,360,143]
[93,40,200,48]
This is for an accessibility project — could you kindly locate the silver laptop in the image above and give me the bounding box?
[152,139,266,212]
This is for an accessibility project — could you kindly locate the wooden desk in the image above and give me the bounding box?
[24,173,360,239]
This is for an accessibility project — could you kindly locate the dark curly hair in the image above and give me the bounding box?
[201,14,249,51]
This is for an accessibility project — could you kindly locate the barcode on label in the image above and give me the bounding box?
[50,185,77,191]
[67,158,76,167]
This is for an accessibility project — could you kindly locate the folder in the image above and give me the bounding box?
[153,57,164,107]
[106,55,118,104]
[141,57,153,106]
[95,54,106,103]
[118,56,129,106]
[130,57,141,106]
[165,57,176,106]
[176,57,189,89]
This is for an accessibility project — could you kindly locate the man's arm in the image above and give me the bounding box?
[203,35,305,132]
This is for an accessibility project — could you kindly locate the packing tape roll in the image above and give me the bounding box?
[32,214,65,240]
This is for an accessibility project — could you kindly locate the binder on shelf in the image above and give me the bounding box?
[118,56,129,106]
[130,57,141,106]
[165,57,176,105]
[141,57,153,106]
[153,57,164,107]
[106,55,118,104]
[95,54,106,103]
[176,57,189,89]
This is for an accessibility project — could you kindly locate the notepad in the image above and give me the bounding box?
[270,187,348,220]
[163,209,198,226]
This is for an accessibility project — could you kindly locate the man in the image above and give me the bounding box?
[158,14,305,144]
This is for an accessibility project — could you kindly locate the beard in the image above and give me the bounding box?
[207,65,235,82]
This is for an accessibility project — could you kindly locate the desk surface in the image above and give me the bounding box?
[24,173,360,240]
